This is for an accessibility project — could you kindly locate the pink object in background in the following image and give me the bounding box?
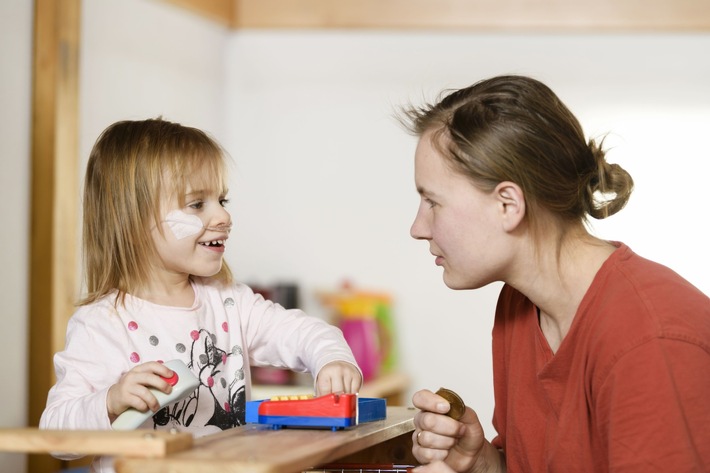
[340,317,381,381]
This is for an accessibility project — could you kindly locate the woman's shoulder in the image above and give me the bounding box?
[585,243,710,349]
[599,243,708,311]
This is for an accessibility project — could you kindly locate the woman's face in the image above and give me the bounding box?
[410,131,512,290]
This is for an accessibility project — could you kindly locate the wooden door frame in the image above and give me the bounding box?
[28,0,81,471]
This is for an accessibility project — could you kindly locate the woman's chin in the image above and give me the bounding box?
[443,273,489,291]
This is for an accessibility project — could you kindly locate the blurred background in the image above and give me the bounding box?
[2,1,709,472]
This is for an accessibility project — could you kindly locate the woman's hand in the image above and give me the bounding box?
[106,361,177,422]
[412,389,504,473]
[315,361,363,395]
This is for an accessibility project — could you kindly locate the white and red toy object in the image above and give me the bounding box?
[111,359,199,430]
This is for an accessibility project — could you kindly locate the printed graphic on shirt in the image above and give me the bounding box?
[151,327,247,429]
[125,297,247,430]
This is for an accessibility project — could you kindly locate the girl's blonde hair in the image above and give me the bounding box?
[80,118,233,306]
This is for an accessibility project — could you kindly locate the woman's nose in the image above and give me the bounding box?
[410,210,429,240]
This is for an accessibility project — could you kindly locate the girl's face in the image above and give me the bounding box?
[152,179,231,281]
[410,132,513,290]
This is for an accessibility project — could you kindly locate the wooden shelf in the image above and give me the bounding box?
[158,0,710,31]
[360,372,410,405]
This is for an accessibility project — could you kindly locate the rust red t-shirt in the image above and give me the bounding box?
[491,243,710,472]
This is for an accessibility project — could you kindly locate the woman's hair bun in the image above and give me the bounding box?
[584,138,634,220]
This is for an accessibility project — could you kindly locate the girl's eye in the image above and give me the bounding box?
[219,198,230,207]
[188,201,204,210]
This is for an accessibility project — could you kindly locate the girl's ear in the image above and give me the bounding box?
[494,181,526,232]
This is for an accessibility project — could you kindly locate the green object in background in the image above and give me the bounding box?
[374,299,397,373]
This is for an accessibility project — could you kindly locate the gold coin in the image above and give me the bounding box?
[435,387,465,420]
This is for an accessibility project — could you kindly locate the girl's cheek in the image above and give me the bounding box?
[164,210,204,239]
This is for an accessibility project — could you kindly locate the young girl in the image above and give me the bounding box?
[402,75,710,472]
[40,118,362,471]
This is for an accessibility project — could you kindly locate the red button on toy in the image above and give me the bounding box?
[161,371,179,386]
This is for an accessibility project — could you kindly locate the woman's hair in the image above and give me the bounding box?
[80,118,233,306]
[400,75,634,236]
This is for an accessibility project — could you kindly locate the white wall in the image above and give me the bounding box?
[223,31,710,439]
[80,0,230,158]
[3,1,709,470]
[0,1,32,471]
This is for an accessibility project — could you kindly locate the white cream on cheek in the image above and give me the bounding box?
[164,209,204,239]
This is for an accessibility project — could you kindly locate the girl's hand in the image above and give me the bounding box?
[106,361,177,422]
[412,389,504,473]
[315,361,363,396]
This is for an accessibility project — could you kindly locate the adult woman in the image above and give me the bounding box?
[403,75,710,472]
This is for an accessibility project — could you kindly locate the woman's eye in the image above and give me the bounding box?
[219,198,230,207]
[188,201,204,210]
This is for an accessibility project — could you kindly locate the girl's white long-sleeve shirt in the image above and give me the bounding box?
[40,277,358,470]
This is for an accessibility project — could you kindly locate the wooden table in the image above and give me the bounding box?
[117,406,416,473]
[0,406,417,473]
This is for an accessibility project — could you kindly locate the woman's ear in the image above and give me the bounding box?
[494,181,526,232]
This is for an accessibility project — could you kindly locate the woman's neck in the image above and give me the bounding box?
[510,231,616,353]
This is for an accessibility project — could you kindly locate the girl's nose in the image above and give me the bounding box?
[206,205,232,232]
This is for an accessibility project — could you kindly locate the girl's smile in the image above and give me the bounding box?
[197,238,227,252]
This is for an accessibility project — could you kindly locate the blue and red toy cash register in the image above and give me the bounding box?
[246,393,386,431]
